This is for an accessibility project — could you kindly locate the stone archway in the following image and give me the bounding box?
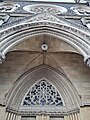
[0,10,90,66]
[5,64,81,120]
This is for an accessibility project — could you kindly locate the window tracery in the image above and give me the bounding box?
[22,80,64,107]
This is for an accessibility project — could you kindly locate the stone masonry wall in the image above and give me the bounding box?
[0,51,90,119]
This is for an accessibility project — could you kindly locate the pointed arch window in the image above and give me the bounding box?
[22,80,64,107]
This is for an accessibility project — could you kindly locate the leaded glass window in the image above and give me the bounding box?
[22,80,64,107]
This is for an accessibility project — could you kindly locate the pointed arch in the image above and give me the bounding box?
[5,64,81,116]
[0,12,90,63]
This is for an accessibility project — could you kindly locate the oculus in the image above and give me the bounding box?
[41,44,48,51]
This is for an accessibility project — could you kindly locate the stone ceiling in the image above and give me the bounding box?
[11,35,79,54]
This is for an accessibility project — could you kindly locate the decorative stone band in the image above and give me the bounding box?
[0,52,5,64]
[5,111,20,120]
[64,112,81,120]
[0,2,20,12]
[5,111,80,120]
[81,18,90,30]
[0,15,10,26]
[5,64,81,119]
[6,106,80,116]
[84,56,90,67]
[0,11,90,68]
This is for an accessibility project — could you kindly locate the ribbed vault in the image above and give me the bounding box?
[0,11,90,66]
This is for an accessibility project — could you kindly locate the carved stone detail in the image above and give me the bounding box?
[5,65,81,115]
[0,52,5,64]
[0,15,10,26]
[0,2,20,12]
[0,5,90,65]
[81,17,90,30]
[23,4,67,14]
[6,106,80,116]
[28,12,61,23]
[84,56,90,67]
[0,22,90,63]
[70,5,90,15]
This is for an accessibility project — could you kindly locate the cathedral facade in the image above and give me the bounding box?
[0,0,90,120]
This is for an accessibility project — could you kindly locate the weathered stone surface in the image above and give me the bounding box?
[0,2,90,120]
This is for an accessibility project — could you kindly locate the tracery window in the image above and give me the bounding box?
[22,80,64,107]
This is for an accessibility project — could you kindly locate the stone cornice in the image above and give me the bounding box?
[6,106,80,116]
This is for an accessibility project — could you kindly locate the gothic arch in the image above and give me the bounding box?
[0,12,90,65]
[5,64,81,116]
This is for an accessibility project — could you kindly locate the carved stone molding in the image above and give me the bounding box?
[0,2,20,12]
[81,17,90,30]
[0,6,90,66]
[6,106,80,116]
[84,55,90,67]
[28,12,61,22]
[0,22,89,60]
[0,52,5,64]
[5,64,81,115]
[0,14,9,26]
[70,5,90,16]
[0,22,89,54]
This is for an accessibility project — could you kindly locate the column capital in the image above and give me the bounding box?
[0,52,5,64]
[84,56,90,67]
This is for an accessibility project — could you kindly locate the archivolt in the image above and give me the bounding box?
[0,15,90,63]
[6,64,81,115]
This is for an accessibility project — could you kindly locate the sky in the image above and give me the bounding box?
[31,0,75,2]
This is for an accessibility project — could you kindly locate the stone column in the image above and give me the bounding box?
[12,114,16,120]
[77,113,81,120]
[5,112,8,120]
[64,115,68,120]
[69,114,72,120]
[74,113,81,120]
[5,113,20,120]
[64,113,81,120]
[0,52,5,64]
[84,56,90,67]
[10,113,14,120]
[15,115,21,120]
[67,115,70,120]
[64,115,72,120]
[5,112,14,120]
[0,106,6,120]
[73,113,77,120]
[43,115,49,120]
[36,115,49,120]
[71,114,74,120]
[36,115,42,120]
[5,112,9,120]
